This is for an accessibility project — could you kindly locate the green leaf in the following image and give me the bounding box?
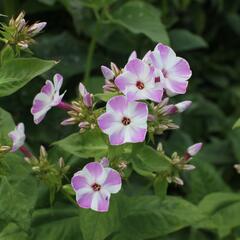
[131,144,172,177]
[32,32,89,78]
[0,57,57,97]
[53,130,108,158]
[185,159,230,203]
[31,206,82,240]
[79,197,120,240]
[197,192,240,238]
[0,107,15,144]
[38,0,57,6]
[0,223,30,240]
[169,29,208,51]
[227,14,240,36]
[112,1,169,44]
[0,45,14,65]
[153,175,168,200]
[0,154,38,231]
[233,118,240,129]
[120,196,204,239]
[94,92,118,102]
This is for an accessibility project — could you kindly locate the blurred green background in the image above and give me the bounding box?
[1,0,240,239]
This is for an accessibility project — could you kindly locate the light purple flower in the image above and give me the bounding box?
[71,161,122,212]
[187,143,203,157]
[8,123,26,152]
[79,83,93,108]
[115,59,163,102]
[98,95,148,145]
[148,43,192,96]
[31,73,65,124]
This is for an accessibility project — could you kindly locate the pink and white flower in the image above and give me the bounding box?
[98,95,148,145]
[8,123,26,152]
[71,161,122,212]
[31,73,65,124]
[148,43,192,96]
[115,59,163,102]
[79,83,93,108]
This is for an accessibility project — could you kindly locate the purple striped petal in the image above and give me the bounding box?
[168,58,192,80]
[97,113,116,131]
[103,168,122,193]
[71,174,89,191]
[109,128,125,145]
[84,162,105,182]
[125,58,149,78]
[107,95,128,114]
[129,126,147,143]
[77,191,94,209]
[41,80,53,96]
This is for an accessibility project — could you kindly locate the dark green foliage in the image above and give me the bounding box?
[0,0,240,239]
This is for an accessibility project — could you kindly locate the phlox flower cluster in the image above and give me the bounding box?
[4,43,202,212]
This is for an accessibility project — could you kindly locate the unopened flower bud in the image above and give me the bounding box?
[32,166,40,172]
[17,41,28,49]
[110,62,120,75]
[100,157,109,167]
[79,83,93,108]
[0,145,11,153]
[101,66,114,81]
[157,143,163,152]
[182,164,196,171]
[78,121,90,129]
[148,114,156,121]
[40,145,47,159]
[234,164,240,174]
[172,176,184,186]
[28,22,47,35]
[58,157,65,168]
[175,101,192,113]
[61,118,76,126]
[187,143,202,156]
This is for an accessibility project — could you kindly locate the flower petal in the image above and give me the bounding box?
[53,73,63,91]
[91,191,110,212]
[103,168,122,193]
[71,173,90,191]
[84,162,106,184]
[125,58,150,79]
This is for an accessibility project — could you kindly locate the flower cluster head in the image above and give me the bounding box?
[167,143,203,185]
[31,73,65,124]
[0,11,46,49]
[28,42,201,212]
[97,43,193,144]
[61,83,95,131]
[71,160,121,212]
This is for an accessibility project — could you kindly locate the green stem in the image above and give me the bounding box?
[83,20,100,85]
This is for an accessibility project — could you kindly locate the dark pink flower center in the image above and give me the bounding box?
[91,183,101,191]
[122,117,131,126]
[136,81,144,90]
